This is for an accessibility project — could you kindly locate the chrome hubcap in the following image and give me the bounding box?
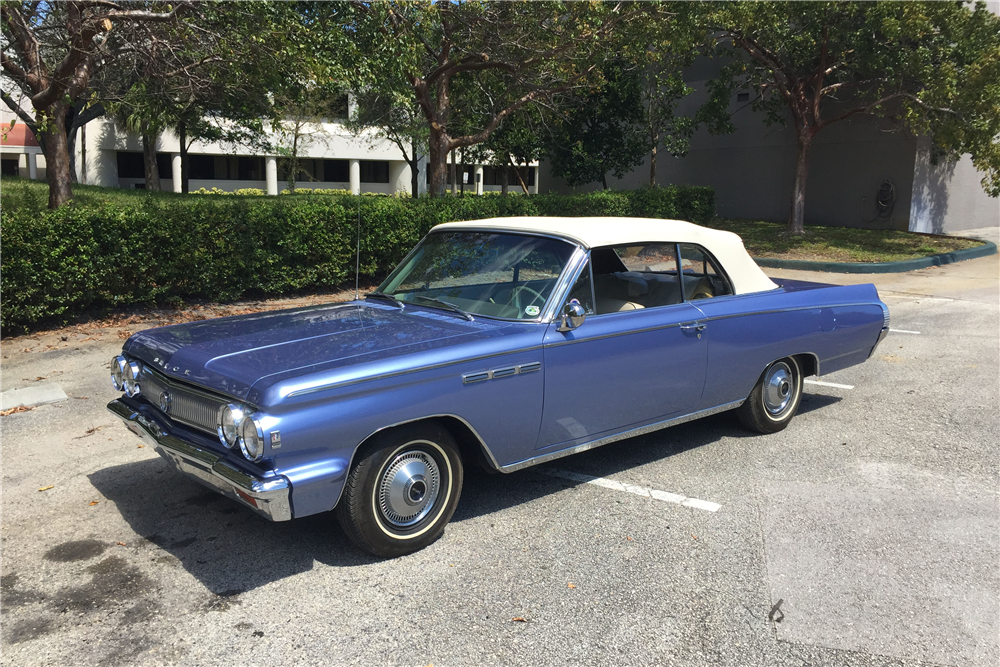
[377,449,441,528]
[763,362,794,416]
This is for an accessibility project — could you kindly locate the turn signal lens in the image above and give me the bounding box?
[123,360,142,398]
[110,356,127,391]
[239,415,265,462]
[217,404,244,448]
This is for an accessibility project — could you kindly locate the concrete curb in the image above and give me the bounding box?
[753,240,997,274]
[1,383,68,410]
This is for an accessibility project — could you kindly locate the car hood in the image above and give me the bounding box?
[126,301,514,402]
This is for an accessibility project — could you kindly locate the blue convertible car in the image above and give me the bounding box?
[108,217,890,556]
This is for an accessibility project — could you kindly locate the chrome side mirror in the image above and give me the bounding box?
[557,301,586,332]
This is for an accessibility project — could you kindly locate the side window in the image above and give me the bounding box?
[678,244,733,300]
[564,259,595,315]
[590,244,682,314]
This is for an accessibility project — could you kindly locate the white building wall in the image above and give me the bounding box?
[77,117,416,195]
[909,137,1000,233]
[908,0,1000,234]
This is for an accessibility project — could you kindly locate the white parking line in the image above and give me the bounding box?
[542,469,721,512]
[804,379,854,390]
[890,329,921,334]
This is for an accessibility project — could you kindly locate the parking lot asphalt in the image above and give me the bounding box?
[1,252,997,667]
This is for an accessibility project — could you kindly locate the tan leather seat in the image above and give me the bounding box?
[596,298,645,312]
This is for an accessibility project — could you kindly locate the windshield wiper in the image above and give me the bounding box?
[411,295,474,321]
[365,291,405,309]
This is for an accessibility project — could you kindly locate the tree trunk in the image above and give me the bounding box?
[789,133,812,235]
[649,130,659,188]
[511,160,529,194]
[41,103,73,209]
[601,172,608,190]
[427,128,449,197]
[410,138,420,197]
[501,165,509,195]
[288,131,299,193]
[179,121,190,194]
[142,132,161,191]
[66,105,79,184]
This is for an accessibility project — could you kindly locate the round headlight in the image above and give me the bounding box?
[217,404,244,448]
[239,415,265,462]
[123,360,142,398]
[110,355,127,391]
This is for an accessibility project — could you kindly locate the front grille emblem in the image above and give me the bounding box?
[158,391,172,414]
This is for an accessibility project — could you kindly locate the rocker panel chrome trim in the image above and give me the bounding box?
[498,400,745,473]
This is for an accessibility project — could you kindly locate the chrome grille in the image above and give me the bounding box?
[140,370,226,435]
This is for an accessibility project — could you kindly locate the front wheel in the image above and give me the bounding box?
[737,357,803,434]
[337,423,463,557]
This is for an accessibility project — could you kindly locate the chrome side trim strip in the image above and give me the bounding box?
[462,361,542,385]
[462,371,491,384]
[699,302,879,323]
[498,400,745,473]
[287,345,545,398]
[544,321,683,348]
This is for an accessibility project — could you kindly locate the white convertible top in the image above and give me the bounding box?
[431,216,778,295]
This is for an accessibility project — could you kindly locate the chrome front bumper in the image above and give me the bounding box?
[107,399,292,521]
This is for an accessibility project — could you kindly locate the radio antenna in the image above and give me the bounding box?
[354,196,361,301]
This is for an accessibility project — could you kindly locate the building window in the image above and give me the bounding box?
[237,156,264,181]
[324,159,349,182]
[736,92,750,102]
[116,152,145,179]
[481,165,535,187]
[189,155,215,179]
[1,158,19,176]
[426,164,475,185]
[156,153,172,178]
[360,160,390,183]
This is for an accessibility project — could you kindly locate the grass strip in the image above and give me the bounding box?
[706,218,983,263]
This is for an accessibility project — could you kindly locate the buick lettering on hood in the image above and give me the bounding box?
[108,217,890,557]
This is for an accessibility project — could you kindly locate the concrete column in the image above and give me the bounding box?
[532,164,539,194]
[266,156,278,196]
[388,161,408,195]
[349,159,360,195]
[171,153,182,193]
[27,152,37,179]
[475,164,484,195]
[416,154,428,196]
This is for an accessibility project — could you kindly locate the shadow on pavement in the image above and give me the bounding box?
[88,402,838,593]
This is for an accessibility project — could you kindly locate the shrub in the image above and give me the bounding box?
[0,185,713,332]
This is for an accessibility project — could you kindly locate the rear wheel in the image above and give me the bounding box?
[737,357,803,434]
[337,423,463,557]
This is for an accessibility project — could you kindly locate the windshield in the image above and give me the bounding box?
[376,231,577,320]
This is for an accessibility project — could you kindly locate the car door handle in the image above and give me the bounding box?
[680,322,707,331]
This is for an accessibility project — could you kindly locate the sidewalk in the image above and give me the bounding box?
[763,231,999,304]
[952,225,1000,245]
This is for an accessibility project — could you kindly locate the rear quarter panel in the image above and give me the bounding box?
[693,282,885,409]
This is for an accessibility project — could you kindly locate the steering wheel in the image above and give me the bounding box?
[507,285,546,315]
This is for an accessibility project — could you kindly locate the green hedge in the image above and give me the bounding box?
[0,186,713,332]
